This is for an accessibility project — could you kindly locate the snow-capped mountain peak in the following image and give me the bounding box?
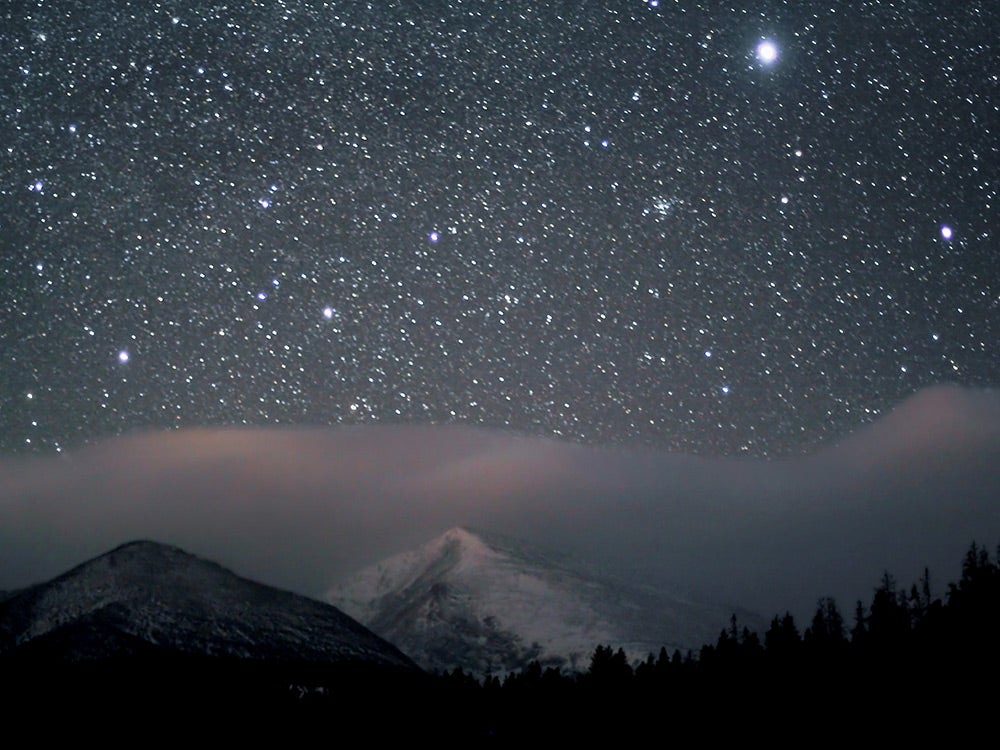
[328,527,747,675]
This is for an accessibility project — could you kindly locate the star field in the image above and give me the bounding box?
[1,1,997,457]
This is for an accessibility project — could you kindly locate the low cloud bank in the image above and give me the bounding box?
[1,385,998,620]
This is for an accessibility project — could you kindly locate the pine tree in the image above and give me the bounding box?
[850,600,868,646]
[765,611,801,663]
[586,645,632,686]
[803,597,847,669]
[869,571,909,646]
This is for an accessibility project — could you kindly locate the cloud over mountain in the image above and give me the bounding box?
[1,386,997,621]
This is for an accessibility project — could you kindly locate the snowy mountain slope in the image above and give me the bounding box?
[328,527,751,675]
[0,540,418,672]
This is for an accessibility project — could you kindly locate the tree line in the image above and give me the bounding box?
[432,540,1000,740]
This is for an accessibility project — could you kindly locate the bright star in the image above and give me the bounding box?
[118,350,130,363]
[940,225,953,241]
[756,40,778,65]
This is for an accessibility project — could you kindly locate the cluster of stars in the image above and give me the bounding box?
[0,1,996,457]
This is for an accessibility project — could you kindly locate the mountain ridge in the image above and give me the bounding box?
[0,539,418,672]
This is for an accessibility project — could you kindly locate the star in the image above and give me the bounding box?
[756,40,779,65]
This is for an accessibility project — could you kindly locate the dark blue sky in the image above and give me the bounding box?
[2,1,996,456]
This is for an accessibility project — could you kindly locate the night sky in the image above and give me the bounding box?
[2,1,996,458]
